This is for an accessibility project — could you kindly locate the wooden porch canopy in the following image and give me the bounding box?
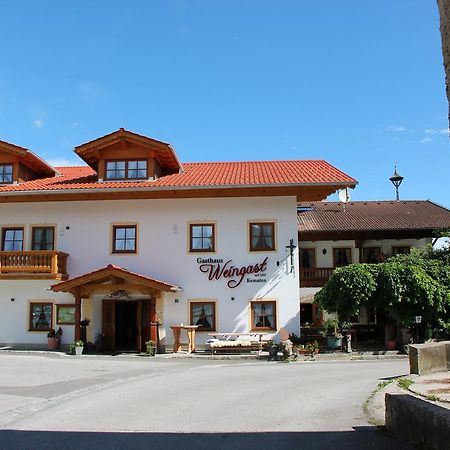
[50,264,181,340]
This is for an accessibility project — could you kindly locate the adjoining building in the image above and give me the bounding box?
[297,200,450,341]
[0,128,356,351]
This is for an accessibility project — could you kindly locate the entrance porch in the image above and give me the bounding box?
[51,264,181,353]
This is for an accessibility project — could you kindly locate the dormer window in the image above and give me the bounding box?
[105,160,147,180]
[0,164,13,184]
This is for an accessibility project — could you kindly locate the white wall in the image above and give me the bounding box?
[0,280,74,346]
[0,196,300,347]
[299,237,431,267]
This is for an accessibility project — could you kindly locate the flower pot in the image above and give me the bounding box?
[386,340,397,351]
[75,346,83,356]
[47,337,60,350]
[326,337,342,350]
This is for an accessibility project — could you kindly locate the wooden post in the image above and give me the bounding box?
[50,253,58,275]
[74,290,81,341]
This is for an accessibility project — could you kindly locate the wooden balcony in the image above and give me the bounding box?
[299,267,334,287]
[0,251,69,280]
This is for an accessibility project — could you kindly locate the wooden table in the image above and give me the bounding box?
[170,325,198,353]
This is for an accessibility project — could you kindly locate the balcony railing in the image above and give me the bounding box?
[0,251,69,280]
[299,267,334,287]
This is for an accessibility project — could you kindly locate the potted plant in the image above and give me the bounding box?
[266,340,280,360]
[319,318,343,350]
[295,341,319,356]
[69,340,84,355]
[47,327,62,350]
[145,339,156,356]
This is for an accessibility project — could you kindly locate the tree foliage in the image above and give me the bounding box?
[315,246,450,330]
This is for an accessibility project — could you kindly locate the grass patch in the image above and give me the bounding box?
[397,378,414,390]
[363,378,395,425]
[426,394,440,402]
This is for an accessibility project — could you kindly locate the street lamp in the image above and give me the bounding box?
[389,164,404,201]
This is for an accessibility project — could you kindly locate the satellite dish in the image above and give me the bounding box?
[338,188,350,203]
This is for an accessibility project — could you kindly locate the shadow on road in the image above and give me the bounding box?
[0,426,412,450]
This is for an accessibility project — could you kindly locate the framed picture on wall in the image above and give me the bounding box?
[56,304,76,325]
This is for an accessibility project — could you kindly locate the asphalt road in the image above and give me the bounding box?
[0,353,413,450]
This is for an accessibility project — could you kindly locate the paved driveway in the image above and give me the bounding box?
[0,352,412,449]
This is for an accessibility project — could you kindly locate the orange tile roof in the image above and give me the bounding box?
[0,160,356,193]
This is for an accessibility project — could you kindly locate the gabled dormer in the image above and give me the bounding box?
[0,140,58,185]
[74,128,183,182]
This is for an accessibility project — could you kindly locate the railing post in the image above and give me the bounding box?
[51,253,58,274]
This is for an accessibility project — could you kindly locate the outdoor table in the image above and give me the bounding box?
[170,325,198,353]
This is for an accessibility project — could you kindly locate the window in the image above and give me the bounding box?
[392,246,410,255]
[2,228,24,251]
[299,248,316,268]
[112,225,137,253]
[249,222,275,251]
[190,302,216,331]
[251,301,277,331]
[0,164,13,183]
[361,247,381,263]
[189,224,215,252]
[29,302,53,331]
[105,160,147,180]
[333,248,352,267]
[32,227,55,250]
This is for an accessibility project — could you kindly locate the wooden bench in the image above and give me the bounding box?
[207,333,270,355]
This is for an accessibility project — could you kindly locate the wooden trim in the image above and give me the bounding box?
[188,222,216,253]
[188,300,217,332]
[31,225,56,251]
[299,247,316,268]
[332,246,353,267]
[105,159,148,181]
[249,300,277,331]
[0,163,14,184]
[1,226,25,251]
[248,221,276,252]
[28,301,53,332]
[360,246,382,263]
[0,185,344,203]
[110,223,139,255]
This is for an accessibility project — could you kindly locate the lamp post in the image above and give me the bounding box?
[389,164,404,201]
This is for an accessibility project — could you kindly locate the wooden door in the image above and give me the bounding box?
[102,300,115,351]
[138,299,157,352]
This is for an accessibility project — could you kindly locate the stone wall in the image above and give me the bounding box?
[409,341,450,375]
[386,393,450,450]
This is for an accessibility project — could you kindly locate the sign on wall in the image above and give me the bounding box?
[197,257,268,288]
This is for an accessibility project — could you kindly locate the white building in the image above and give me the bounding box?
[0,129,356,351]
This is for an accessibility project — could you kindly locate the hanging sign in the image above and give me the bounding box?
[197,257,268,288]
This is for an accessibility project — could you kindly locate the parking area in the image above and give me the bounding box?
[0,351,412,449]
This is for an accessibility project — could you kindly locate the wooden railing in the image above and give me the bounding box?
[299,267,334,287]
[0,251,69,279]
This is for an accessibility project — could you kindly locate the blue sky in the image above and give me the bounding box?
[0,1,448,205]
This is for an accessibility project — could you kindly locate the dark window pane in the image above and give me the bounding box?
[250,222,275,251]
[190,224,215,252]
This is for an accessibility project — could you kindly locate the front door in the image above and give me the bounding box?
[102,298,157,353]
[137,299,157,352]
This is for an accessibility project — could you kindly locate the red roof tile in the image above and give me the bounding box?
[297,201,450,232]
[0,160,356,193]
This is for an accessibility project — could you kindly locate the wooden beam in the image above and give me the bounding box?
[74,289,81,341]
